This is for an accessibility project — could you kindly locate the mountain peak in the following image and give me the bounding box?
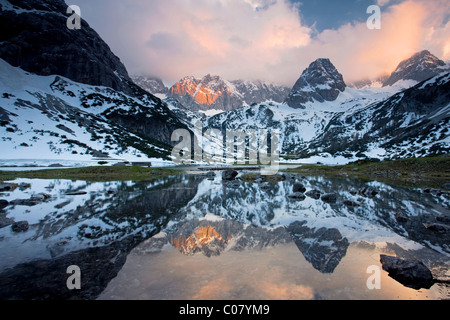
[168,75,290,112]
[0,0,135,95]
[285,58,346,109]
[383,50,447,87]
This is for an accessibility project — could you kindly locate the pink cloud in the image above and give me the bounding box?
[73,0,450,86]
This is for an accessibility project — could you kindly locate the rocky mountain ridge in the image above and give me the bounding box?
[284,58,347,109]
[165,74,290,113]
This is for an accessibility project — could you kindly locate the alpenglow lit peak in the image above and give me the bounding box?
[382,50,448,87]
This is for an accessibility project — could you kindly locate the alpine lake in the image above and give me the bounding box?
[0,162,449,300]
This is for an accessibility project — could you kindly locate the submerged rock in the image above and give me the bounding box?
[11,221,29,233]
[380,255,434,290]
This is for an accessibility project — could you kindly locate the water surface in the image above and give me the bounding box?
[0,171,449,299]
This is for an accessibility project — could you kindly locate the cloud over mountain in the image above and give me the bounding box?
[72,0,450,85]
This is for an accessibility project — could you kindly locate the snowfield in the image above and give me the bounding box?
[0,59,175,167]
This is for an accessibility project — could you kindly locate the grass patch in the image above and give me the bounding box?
[240,173,285,183]
[0,166,182,182]
[283,155,450,189]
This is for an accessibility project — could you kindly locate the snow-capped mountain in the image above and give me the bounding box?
[0,58,181,161]
[285,58,347,109]
[201,53,450,162]
[0,0,188,163]
[230,79,290,106]
[167,74,290,113]
[0,0,135,96]
[306,72,450,159]
[383,50,448,87]
[168,75,241,113]
[131,76,169,97]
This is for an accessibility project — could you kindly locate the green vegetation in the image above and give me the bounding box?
[283,155,450,189]
[240,173,285,183]
[0,166,181,182]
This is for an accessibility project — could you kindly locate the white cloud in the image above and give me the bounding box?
[72,0,450,86]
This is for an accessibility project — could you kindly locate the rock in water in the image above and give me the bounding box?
[11,221,29,233]
[293,183,306,193]
[305,189,321,200]
[379,255,435,289]
[321,193,337,203]
[222,169,238,181]
[287,192,306,201]
[0,200,9,210]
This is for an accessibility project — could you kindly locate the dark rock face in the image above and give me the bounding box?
[230,79,290,106]
[380,255,435,289]
[287,221,349,273]
[0,0,134,95]
[132,76,169,95]
[285,58,346,109]
[168,74,290,112]
[383,50,447,87]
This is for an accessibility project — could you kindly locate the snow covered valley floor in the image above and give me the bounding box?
[0,171,449,300]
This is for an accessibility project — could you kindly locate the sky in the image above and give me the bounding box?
[71,0,450,86]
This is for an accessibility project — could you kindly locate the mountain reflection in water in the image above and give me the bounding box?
[0,172,449,299]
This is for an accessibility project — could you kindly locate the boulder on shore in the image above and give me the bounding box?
[222,169,238,181]
[380,254,435,289]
